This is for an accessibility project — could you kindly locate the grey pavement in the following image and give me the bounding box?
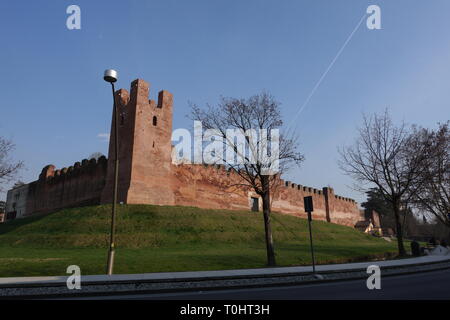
[1,253,449,287]
[105,268,450,300]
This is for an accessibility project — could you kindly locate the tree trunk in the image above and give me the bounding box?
[393,200,407,256]
[261,176,276,266]
[402,208,408,239]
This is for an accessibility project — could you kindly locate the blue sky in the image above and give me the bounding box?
[0,0,449,204]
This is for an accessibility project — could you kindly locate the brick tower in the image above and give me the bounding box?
[100,79,175,205]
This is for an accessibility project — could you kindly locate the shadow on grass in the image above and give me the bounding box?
[275,242,398,266]
[0,211,58,235]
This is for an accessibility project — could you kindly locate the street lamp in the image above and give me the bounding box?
[104,69,119,275]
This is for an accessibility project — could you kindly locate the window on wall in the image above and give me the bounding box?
[251,197,259,212]
[152,116,157,126]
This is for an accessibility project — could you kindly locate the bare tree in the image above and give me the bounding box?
[338,110,429,256]
[0,137,24,192]
[412,122,450,228]
[191,92,304,266]
[13,180,25,188]
[89,152,105,160]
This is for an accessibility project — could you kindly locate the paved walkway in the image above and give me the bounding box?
[1,253,449,286]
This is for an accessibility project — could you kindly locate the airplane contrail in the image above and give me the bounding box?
[286,13,368,133]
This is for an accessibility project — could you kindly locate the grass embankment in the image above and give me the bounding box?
[0,204,398,277]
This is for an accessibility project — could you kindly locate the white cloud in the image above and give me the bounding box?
[97,133,110,142]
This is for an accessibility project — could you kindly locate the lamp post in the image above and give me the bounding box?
[104,69,119,275]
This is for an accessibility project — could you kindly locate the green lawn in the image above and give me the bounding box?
[0,204,399,277]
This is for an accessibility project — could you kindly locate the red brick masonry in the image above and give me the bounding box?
[24,79,363,227]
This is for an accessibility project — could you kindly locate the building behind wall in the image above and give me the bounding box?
[5,183,29,220]
[0,200,5,223]
[5,78,365,228]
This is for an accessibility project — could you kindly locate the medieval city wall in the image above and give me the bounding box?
[271,181,328,222]
[22,158,362,227]
[6,78,365,229]
[171,163,363,227]
[172,164,252,210]
[25,157,107,215]
[272,182,363,226]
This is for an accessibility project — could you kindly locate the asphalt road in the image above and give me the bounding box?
[95,268,450,300]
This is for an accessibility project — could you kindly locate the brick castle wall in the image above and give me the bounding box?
[171,164,362,226]
[25,157,107,215]
[15,78,363,228]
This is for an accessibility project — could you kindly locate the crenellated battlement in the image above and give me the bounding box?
[178,163,358,206]
[172,162,358,226]
[279,178,356,203]
[25,156,108,215]
[39,156,108,182]
[116,79,173,111]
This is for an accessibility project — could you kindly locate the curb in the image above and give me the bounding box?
[1,256,450,299]
[1,255,449,287]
